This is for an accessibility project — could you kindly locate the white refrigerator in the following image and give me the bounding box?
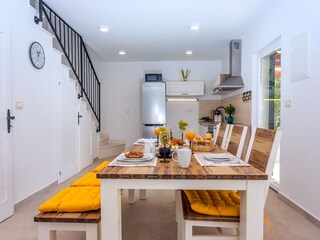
[166,101,199,139]
[142,82,166,138]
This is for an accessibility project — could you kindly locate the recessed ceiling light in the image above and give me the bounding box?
[99,25,109,32]
[119,50,126,55]
[186,50,192,55]
[190,25,200,31]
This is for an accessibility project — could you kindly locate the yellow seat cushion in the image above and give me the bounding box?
[184,190,240,217]
[92,161,110,172]
[38,186,100,213]
[71,172,100,187]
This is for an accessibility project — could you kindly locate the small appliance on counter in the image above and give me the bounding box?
[145,73,162,82]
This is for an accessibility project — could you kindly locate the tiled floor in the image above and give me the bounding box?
[0,158,319,240]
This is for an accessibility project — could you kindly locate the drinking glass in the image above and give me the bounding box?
[154,127,161,147]
[185,128,196,152]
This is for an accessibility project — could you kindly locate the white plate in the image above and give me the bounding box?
[203,153,231,161]
[117,153,154,162]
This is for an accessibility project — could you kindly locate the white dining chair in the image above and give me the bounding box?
[215,123,231,150]
[176,128,281,240]
[225,124,248,158]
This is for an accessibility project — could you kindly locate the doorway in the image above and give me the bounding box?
[258,48,281,190]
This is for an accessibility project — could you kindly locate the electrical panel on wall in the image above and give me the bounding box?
[291,32,309,82]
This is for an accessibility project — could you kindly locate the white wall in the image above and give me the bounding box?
[2,0,99,204]
[95,61,221,146]
[7,1,60,203]
[237,0,320,220]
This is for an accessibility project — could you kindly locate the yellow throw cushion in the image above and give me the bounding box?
[71,172,100,187]
[184,190,240,217]
[92,161,110,172]
[38,186,100,213]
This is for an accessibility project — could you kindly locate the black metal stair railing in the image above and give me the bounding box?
[34,0,100,132]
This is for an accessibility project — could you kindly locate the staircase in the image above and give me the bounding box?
[32,0,100,131]
[99,134,125,159]
[31,0,125,160]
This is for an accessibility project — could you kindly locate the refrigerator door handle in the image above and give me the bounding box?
[143,124,164,127]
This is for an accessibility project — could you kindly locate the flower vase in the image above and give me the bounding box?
[227,116,234,124]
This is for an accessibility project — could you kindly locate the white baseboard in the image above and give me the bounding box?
[278,192,320,228]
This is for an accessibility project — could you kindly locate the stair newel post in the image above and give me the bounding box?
[34,0,43,24]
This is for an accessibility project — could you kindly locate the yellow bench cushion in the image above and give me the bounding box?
[184,190,240,217]
[39,186,100,213]
[92,161,110,172]
[71,172,100,187]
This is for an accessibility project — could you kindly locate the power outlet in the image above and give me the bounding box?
[285,100,291,108]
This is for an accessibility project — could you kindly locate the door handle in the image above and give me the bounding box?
[6,109,15,133]
[77,112,82,125]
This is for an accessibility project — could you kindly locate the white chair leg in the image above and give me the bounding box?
[128,189,135,204]
[85,223,98,240]
[139,189,147,200]
[38,223,57,240]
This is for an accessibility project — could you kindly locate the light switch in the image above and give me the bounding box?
[285,100,291,108]
[15,101,23,109]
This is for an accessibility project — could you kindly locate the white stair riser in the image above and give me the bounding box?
[98,144,125,159]
[99,137,110,147]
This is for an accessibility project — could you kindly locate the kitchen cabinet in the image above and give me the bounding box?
[166,81,204,96]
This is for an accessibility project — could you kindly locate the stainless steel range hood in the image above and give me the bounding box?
[212,39,244,95]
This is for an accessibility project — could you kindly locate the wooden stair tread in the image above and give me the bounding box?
[34,210,101,223]
[181,191,239,222]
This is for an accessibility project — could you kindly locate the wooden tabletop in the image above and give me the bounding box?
[96,145,267,180]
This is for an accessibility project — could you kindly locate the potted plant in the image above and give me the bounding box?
[158,126,171,163]
[181,69,191,81]
[225,104,235,124]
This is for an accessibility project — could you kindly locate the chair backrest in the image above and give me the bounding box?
[225,125,248,158]
[215,123,230,150]
[245,128,281,202]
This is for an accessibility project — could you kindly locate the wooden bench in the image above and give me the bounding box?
[34,210,100,240]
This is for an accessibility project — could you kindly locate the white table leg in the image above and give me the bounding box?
[101,181,122,240]
[239,180,265,240]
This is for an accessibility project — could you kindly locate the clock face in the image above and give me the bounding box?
[30,42,45,69]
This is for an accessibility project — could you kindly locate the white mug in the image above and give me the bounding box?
[172,148,192,168]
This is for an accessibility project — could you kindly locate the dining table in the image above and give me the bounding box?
[96,144,268,240]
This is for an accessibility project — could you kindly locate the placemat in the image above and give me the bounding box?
[194,153,250,167]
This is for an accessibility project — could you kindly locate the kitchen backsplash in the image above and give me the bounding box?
[220,94,252,126]
[199,93,252,126]
[199,100,220,122]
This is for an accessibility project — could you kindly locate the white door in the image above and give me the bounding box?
[0,22,13,222]
[79,102,93,170]
[58,66,80,183]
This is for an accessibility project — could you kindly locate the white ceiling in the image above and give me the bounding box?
[44,0,278,62]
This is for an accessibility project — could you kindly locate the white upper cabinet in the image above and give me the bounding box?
[166,81,204,96]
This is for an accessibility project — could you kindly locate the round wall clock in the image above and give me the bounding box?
[29,42,45,69]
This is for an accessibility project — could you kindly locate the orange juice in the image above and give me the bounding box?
[154,128,161,137]
[186,131,196,141]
